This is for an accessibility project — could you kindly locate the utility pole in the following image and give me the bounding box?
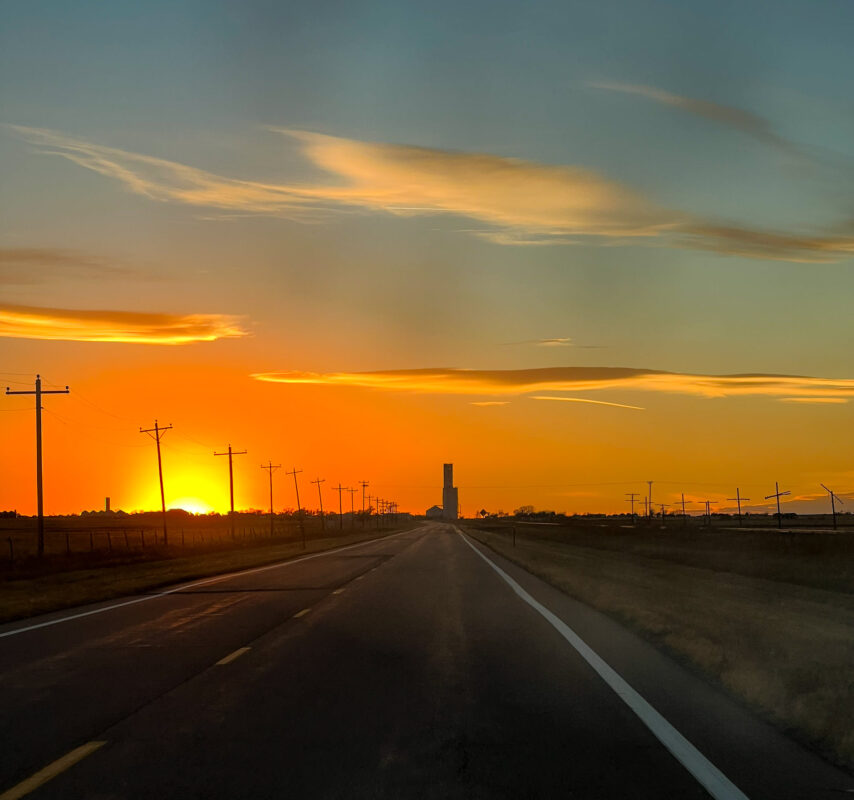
[346,487,357,529]
[140,420,173,546]
[286,467,304,548]
[214,445,247,539]
[679,493,688,524]
[359,480,369,528]
[820,484,844,531]
[659,504,669,526]
[7,375,69,557]
[311,478,326,531]
[643,496,649,518]
[625,493,639,524]
[261,461,281,538]
[726,488,750,528]
[332,483,345,530]
[647,480,654,519]
[704,500,711,527]
[765,481,791,530]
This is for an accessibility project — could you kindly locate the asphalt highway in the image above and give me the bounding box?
[0,523,851,799]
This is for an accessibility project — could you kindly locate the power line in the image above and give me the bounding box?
[6,374,69,557]
[140,420,173,545]
[764,482,791,530]
[214,444,247,539]
[261,461,281,538]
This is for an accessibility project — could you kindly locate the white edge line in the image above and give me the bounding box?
[457,529,750,800]
[0,528,415,640]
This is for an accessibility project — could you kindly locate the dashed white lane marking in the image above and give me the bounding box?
[293,608,311,618]
[458,530,750,800]
[216,646,250,666]
[0,741,106,800]
[0,528,418,640]
[332,589,345,595]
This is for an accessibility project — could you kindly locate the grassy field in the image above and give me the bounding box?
[464,520,854,772]
[0,521,418,624]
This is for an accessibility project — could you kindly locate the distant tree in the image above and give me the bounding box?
[479,508,488,518]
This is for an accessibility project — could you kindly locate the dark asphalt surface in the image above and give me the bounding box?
[0,523,851,799]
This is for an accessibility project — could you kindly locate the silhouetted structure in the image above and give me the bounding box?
[442,463,459,521]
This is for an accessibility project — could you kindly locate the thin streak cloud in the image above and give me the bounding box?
[252,367,854,400]
[8,124,854,263]
[0,247,135,285]
[0,304,248,344]
[531,395,644,410]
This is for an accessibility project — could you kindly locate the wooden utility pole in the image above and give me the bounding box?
[6,375,69,557]
[332,483,345,530]
[214,445,247,539]
[726,488,750,528]
[346,487,357,529]
[659,504,669,527]
[261,461,281,538]
[140,420,173,546]
[311,477,326,531]
[359,480,369,528]
[647,480,654,519]
[820,483,844,530]
[625,492,639,524]
[679,493,688,524]
[286,467,304,547]
[765,482,791,529]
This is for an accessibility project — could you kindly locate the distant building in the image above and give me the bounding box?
[442,463,459,521]
[426,505,443,520]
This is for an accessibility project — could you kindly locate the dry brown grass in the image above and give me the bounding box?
[466,525,854,771]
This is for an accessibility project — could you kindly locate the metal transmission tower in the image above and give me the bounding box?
[359,480,369,528]
[765,482,791,529]
[6,375,69,557]
[625,493,639,524]
[332,483,345,530]
[139,420,173,546]
[286,467,305,548]
[726,488,750,528]
[261,461,281,538]
[820,484,845,530]
[346,487,357,529]
[214,445,247,539]
[311,478,326,531]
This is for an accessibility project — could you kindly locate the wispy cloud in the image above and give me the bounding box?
[0,247,135,285]
[590,81,802,158]
[8,124,854,263]
[251,366,854,400]
[0,304,248,344]
[778,397,849,404]
[470,400,510,406]
[531,395,644,410]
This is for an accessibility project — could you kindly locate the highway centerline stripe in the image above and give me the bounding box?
[458,530,750,800]
[332,589,345,595]
[0,528,417,640]
[0,741,105,800]
[216,646,250,666]
[293,608,311,618]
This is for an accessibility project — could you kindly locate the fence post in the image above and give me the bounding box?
[107,531,112,551]
[66,531,70,555]
[124,530,129,549]
[141,530,146,549]
[7,537,13,565]
[89,531,94,551]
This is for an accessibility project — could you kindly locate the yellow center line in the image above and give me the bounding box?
[0,741,106,800]
[332,589,345,595]
[294,608,311,618]
[215,646,251,666]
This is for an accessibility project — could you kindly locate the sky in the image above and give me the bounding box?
[1,0,853,517]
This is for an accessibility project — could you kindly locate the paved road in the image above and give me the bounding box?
[0,523,851,799]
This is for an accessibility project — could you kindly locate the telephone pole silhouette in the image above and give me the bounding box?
[140,420,173,546]
[765,482,791,529]
[678,493,689,524]
[311,478,326,531]
[287,467,305,548]
[659,504,669,526]
[261,461,281,538]
[703,500,712,526]
[214,445,247,539]
[7,375,69,557]
[359,480,369,528]
[647,480,654,519]
[726,488,750,528]
[332,483,345,530]
[625,493,639,524]
[820,483,845,530]
[346,487,357,529]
